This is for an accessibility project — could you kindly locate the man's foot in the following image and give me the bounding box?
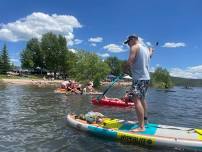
[131,127,145,132]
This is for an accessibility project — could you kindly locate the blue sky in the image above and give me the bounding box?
[0,0,202,78]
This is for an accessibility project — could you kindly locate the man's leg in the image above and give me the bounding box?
[141,80,150,124]
[130,80,149,132]
[131,97,145,132]
[141,100,148,123]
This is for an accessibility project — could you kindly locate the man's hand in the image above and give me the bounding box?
[123,62,130,74]
[149,47,154,57]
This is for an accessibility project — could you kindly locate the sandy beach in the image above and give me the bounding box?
[1,78,63,86]
[1,78,132,86]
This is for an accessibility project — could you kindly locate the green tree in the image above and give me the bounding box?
[10,62,15,70]
[151,67,173,88]
[40,32,68,78]
[105,56,123,76]
[0,52,2,73]
[20,38,42,70]
[57,35,69,75]
[27,38,44,69]
[20,49,34,69]
[0,44,10,74]
[73,51,110,87]
[62,50,78,78]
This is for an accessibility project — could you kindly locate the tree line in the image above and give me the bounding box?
[151,67,173,88]
[20,33,127,78]
[20,32,112,86]
[1,32,175,88]
[0,44,11,74]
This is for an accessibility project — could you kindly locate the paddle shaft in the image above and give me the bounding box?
[97,74,123,100]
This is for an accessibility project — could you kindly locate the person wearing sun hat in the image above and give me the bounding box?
[124,34,154,132]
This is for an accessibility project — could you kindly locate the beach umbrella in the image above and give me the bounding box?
[123,75,132,80]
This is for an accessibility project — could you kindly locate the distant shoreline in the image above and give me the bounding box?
[0,78,132,86]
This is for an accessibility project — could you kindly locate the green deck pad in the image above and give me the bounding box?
[140,123,158,135]
[119,123,158,135]
[119,122,138,131]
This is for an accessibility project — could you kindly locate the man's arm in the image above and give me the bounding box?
[127,45,139,66]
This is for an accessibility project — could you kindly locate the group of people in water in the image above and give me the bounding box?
[60,80,95,94]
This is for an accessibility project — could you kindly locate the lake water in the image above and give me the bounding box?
[0,84,201,152]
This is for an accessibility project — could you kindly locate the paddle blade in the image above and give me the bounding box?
[155,42,159,46]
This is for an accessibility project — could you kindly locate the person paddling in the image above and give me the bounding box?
[124,35,153,132]
[83,81,95,93]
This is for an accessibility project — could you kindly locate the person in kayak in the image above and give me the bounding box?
[61,80,70,89]
[66,80,81,94]
[83,81,95,93]
[124,35,153,132]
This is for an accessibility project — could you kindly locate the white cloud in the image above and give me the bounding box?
[103,44,125,53]
[88,37,103,43]
[150,65,202,79]
[90,43,97,47]
[150,64,161,73]
[74,39,83,45]
[10,58,18,62]
[10,58,19,63]
[69,48,77,53]
[162,42,186,48]
[149,67,155,73]
[188,65,202,71]
[170,65,202,79]
[146,42,152,47]
[10,58,20,66]
[0,12,82,44]
[156,64,161,67]
[97,53,110,58]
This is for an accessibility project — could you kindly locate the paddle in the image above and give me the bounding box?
[97,74,125,100]
[148,41,159,58]
[153,42,159,51]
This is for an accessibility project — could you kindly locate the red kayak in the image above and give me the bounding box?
[92,97,135,107]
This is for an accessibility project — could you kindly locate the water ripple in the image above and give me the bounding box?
[0,85,201,152]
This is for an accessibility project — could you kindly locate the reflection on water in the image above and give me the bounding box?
[0,84,201,152]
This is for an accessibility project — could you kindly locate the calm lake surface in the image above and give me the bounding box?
[0,84,201,152]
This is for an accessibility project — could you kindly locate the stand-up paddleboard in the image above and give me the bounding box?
[67,113,202,151]
[92,97,134,107]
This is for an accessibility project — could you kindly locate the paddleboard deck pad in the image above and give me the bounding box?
[67,113,202,151]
